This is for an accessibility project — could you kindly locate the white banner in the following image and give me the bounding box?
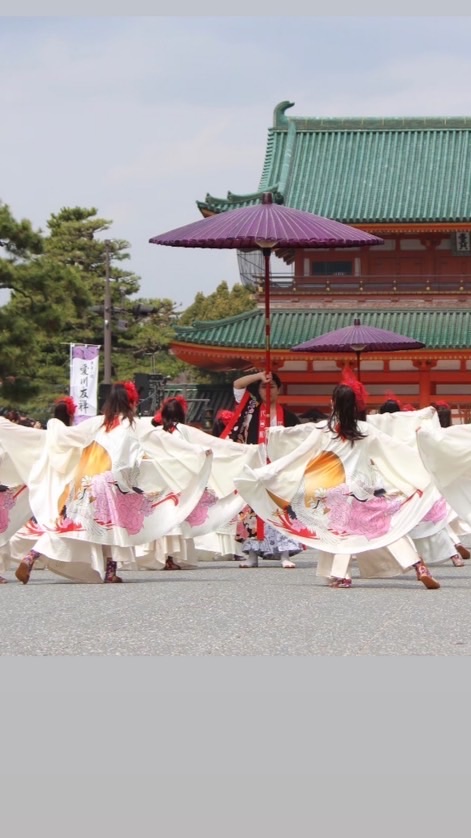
[69,344,101,423]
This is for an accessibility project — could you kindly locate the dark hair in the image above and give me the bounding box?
[301,407,329,422]
[54,401,72,426]
[248,372,282,402]
[161,397,186,432]
[212,418,226,437]
[435,405,452,428]
[327,384,367,443]
[379,399,401,414]
[102,382,136,430]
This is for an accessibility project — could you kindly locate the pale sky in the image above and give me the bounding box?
[2,15,471,308]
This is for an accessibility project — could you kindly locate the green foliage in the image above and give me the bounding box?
[0,205,143,412]
[112,298,186,380]
[0,204,256,416]
[0,202,43,266]
[176,281,256,384]
[179,280,256,325]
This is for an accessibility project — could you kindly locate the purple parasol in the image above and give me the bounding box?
[150,193,383,402]
[149,193,384,250]
[292,318,426,380]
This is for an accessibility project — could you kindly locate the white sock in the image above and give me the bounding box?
[280,551,295,567]
[248,550,258,566]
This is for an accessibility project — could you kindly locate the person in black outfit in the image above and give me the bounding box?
[229,370,302,568]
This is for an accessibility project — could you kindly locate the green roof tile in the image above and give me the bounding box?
[198,102,471,224]
[174,308,471,351]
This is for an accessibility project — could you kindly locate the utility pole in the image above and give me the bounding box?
[103,239,112,385]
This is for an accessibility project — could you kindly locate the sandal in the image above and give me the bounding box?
[15,561,32,585]
[0,576,7,584]
[451,553,465,567]
[164,557,181,571]
[456,544,470,561]
[414,562,440,589]
[104,559,123,583]
[328,577,352,588]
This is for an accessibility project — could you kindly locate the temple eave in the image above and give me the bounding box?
[171,342,471,369]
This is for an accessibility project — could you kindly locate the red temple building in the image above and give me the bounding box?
[171,101,471,417]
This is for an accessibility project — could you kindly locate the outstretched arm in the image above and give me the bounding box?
[233,370,271,390]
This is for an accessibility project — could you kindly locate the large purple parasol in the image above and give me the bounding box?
[292,318,426,380]
[149,193,384,250]
[149,192,383,402]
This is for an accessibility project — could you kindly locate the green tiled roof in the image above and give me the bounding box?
[174,308,471,351]
[197,101,471,224]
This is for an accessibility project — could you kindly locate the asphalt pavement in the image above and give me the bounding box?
[1,550,470,655]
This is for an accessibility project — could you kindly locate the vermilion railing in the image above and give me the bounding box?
[252,274,471,295]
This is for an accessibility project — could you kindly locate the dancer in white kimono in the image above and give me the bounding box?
[416,416,471,530]
[235,380,441,589]
[429,400,471,561]
[13,395,77,583]
[0,421,42,583]
[133,395,198,571]
[7,382,212,584]
[134,401,265,566]
[367,404,468,569]
[0,434,39,585]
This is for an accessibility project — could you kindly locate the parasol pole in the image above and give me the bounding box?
[262,248,272,373]
[354,350,362,381]
[256,241,277,417]
[351,342,367,382]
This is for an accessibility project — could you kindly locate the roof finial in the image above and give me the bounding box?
[273,101,295,128]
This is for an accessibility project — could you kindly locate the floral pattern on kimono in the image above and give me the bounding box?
[268,469,404,542]
[57,464,166,538]
[184,488,219,527]
[0,486,17,534]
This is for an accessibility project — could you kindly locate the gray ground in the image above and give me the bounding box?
[0,550,470,655]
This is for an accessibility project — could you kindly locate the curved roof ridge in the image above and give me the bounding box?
[289,116,471,131]
[197,187,283,215]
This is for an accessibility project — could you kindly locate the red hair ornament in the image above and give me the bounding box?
[339,367,369,412]
[384,390,402,409]
[55,396,77,418]
[117,380,139,407]
[216,409,234,427]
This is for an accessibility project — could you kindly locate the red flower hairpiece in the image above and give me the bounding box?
[55,396,76,417]
[216,409,234,426]
[384,390,401,407]
[340,366,369,412]
[153,410,162,425]
[117,380,139,407]
[434,400,450,410]
[401,403,416,412]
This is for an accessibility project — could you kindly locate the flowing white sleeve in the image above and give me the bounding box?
[417,423,471,488]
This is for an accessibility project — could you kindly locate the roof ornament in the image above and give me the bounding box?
[273,100,295,128]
